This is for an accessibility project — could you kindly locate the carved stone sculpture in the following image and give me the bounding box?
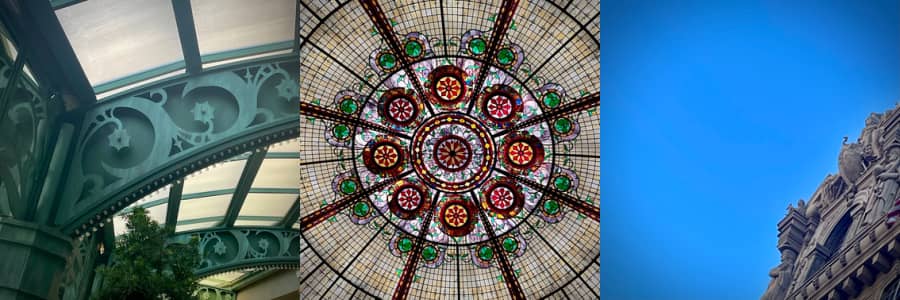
[860,113,884,161]
[761,249,798,300]
[763,201,808,299]
[803,201,821,247]
[795,199,807,216]
[865,145,900,225]
[839,137,866,185]
[764,105,900,298]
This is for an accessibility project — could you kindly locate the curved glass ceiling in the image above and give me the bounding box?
[50,0,301,293]
[297,0,599,298]
[55,0,297,95]
[192,0,295,55]
[112,138,301,236]
[55,0,184,86]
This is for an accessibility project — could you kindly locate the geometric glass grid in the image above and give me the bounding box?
[297,0,599,298]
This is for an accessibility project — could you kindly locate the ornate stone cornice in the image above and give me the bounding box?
[778,204,809,253]
[879,105,900,143]
[770,104,900,299]
[788,215,900,299]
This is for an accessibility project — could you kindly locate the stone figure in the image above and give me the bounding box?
[804,202,820,246]
[865,145,900,225]
[795,199,806,215]
[860,113,884,161]
[761,249,798,300]
[828,175,847,201]
[811,175,834,203]
[838,137,866,185]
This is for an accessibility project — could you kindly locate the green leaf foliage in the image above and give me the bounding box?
[92,207,201,300]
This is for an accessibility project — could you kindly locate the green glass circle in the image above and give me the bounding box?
[543,200,560,214]
[477,245,494,261]
[422,245,437,261]
[554,176,571,192]
[469,38,486,55]
[378,52,396,69]
[398,238,413,253]
[543,92,561,108]
[339,180,357,194]
[332,124,350,139]
[554,118,572,133]
[502,237,518,252]
[352,202,369,217]
[339,99,358,114]
[405,40,423,58]
[497,48,515,65]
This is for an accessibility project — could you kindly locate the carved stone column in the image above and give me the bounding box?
[0,217,73,299]
[763,202,809,299]
[778,204,809,254]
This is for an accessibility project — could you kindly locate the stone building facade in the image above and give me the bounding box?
[763,104,900,300]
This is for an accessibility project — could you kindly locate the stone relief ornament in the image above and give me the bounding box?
[860,112,884,162]
[761,248,798,300]
[762,198,808,299]
[828,175,847,202]
[768,104,900,299]
[804,202,821,246]
[865,144,900,226]
[838,136,867,185]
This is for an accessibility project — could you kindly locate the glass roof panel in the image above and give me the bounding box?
[113,202,168,236]
[112,216,128,237]
[22,65,38,87]
[236,193,296,219]
[176,194,231,222]
[191,0,295,56]
[233,219,281,227]
[182,159,248,195]
[0,30,17,61]
[55,0,184,86]
[175,221,220,233]
[95,69,186,100]
[112,184,172,236]
[568,0,599,26]
[252,158,298,189]
[200,48,294,70]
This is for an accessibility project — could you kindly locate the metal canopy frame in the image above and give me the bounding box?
[3,0,600,297]
[50,0,301,98]
[34,0,305,291]
[0,0,307,297]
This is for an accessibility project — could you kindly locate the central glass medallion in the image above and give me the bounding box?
[410,113,495,193]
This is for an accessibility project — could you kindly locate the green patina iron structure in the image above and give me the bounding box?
[169,227,302,278]
[0,1,303,299]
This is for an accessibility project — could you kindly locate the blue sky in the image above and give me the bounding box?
[601,1,899,299]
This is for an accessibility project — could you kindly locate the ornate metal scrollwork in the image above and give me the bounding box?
[58,233,102,300]
[56,57,300,234]
[194,285,235,300]
[0,56,57,219]
[168,227,301,277]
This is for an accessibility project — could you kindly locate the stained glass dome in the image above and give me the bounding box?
[297,0,599,298]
